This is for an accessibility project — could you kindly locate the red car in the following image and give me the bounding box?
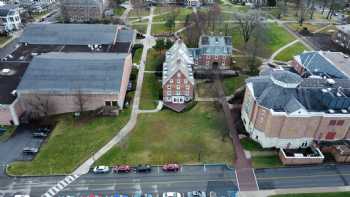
[113,165,131,173]
[162,164,180,172]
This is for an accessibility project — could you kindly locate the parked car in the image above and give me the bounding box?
[92,166,110,174]
[163,192,181,197]
[144,194,153,197]
[136,164,152,173]
[22,147,39,155]
[162,164,180,172]
[187,191,206,197]
[133,191,142,197]
[113,165,131,173]
[32,132,48,138]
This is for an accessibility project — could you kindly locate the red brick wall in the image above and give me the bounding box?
[162,70,194,101]
[198,54,231,69]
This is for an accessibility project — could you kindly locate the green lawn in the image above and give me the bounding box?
[7,110,131,175]
[133,47,143,64]
[32,11,49,20]
[270,192,350,197]
[128,8,150,18]
[0,126,16,142]
[0,36,11,46]
[222,75,248,96]
[252,155,283,169]
[95,103,234,165]
[139,73,161,110]
[240,138,263,151]
[153,8,193,22]
[131,24,147,34]
[114,7,125,16]
[145,48,164,71]
[196,81,217,98]
[151,23,185,35]
[275,42,308,62]
[264,23,296,57]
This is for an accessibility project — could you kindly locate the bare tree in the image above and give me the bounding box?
[27,95,52,120]
[74,89,88,113]
[276,0,288,19]
[207,3,221,32]
[234,10,260,45]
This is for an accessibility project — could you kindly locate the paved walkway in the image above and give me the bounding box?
[120,1,132,24]
[138,101,163,113]
[269,39,300,62]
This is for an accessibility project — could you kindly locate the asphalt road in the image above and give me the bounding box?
[57,165,238,197]
[256,164,350,190]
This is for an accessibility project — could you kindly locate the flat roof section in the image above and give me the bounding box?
[0,62,29,104]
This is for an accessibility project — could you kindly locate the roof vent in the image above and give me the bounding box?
[0,68,15,76]
[341,109,348,114]
[328,109,335,114]
[337,92,342,97]
[327,78,336,85]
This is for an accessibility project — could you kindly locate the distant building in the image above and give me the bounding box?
[162,40,195,112]
[333,25,350,51]
[17,52,132,116]
[191,35,233,70]
[242,69,350,149]
[0,5,21,32]
[186,0,200,7]
[19,23,135,53]
[291,51,350,79]
[60,0,105,22]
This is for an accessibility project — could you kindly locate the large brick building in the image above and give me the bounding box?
[191,35,232,70]
[242,69,350,149]
[162,40,195,112]
[17,52,132,116]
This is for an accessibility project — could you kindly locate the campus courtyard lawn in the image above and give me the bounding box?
[264,23,296,57]
[139,73,161,110]
[196,81,218,98]
[153,8,193,22]
[252,155,283,169]
[275,42,308,62]
[95,103,234,165]
[222,75,248,96]
[7,109,131,175]
[131,24,147,34]
[145,48,164,71]
[114,7,125,16]
[151,23,185,35]
[133,47,143,64]
[286,22,326,33]
[270,192,350,197]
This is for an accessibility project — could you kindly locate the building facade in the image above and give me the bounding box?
[60,0,104,22]
[191,35,233,70]
[241,69,350,149]
[17,52,132,116]
[333,25,350,51]
[162,40,195,112]
[0,5,21,32]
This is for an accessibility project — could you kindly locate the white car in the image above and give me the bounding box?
[163,192,182,197]
[14,195,30,197]
[92,165,110,174]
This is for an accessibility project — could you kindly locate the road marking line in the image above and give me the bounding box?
[60,181,68,187]
[234,169,240,192]
[52,187,60,192]
[41,174,81,197]
[56,184,64,190]
[48,189,55,195]
[252,168,259,191]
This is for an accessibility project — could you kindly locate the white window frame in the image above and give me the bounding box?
[167,85,171,90]
[184,79,188,84]
[176,79,180,84]
[176,85,180,90]
[170,79,173,83]
[186,85,190,90]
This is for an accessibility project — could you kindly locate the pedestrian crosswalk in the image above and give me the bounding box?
[41,174,80,197]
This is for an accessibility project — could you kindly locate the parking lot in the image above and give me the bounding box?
[0,125,46,176]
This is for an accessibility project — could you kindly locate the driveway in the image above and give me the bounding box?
[0,126,38,176]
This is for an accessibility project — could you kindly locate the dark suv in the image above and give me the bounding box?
[136,164,152,173]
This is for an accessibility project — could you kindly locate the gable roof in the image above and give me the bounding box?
[0,5,17,17]
[162,40,194,86]
[20,24,118,45]
[17,52,129,94]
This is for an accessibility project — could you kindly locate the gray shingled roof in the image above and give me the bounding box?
[17,52,128,94]
[20,24,118,45]
[117,29,135,43]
